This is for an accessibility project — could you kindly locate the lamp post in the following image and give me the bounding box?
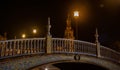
[74,11,79,39]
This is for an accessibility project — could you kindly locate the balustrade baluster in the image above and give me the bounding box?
[55,39,57,52]
[51,39,52,52]
[84,44,87,53]
[66,40,68,52]
[4,42,8,56]
[43,39,45,52]
[0,42,2,56]
[80,42,82,52]
[74,41,76,52]
[27,40,29,54]
[56,39,57,52]
[61,40,63,52]
[33,40,35,53]
[76,42,78,52]
[54,39,56,52]
[17,41,20,54]
[24,40,26,54]
[30,40,33,53]
[3,42,5,56]
[2,42,5,56]
[81,43,83,52]
[77,42,79,52]
[54,40,56,52]
[57,39,59,52]
[37,40,39,53]
[89,44,91,53]
[41,40,44,52]
[88,44,90,53]
[13,40,16,55]
[64,40,66,52]
[60,40,62,52]
[52,39,54,53]
[35,40,37,53]
[59,40,61,52]
[9,42,12,55]
[20,41,23,54]
[39,40,41,52]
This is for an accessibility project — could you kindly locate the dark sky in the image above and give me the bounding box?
[0,0,120,49]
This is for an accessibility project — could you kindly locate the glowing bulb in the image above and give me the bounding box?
[22,34,26,38]
[45,68,48,70]
[74,11,79,17]
[33,29,37,34]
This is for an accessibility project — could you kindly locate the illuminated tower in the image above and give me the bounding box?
[64,15,75,52]
[64,15,75,39]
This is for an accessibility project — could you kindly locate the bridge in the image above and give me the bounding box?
[0,18,120,70]
[0,37,120,70]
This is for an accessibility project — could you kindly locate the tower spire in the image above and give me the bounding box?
[66,14,71,27]
[64,14,74,39]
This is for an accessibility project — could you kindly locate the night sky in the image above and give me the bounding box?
[0,0,120,50]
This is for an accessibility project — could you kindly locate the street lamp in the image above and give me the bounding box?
[74,11,79,17]
[22,34,26,38]
[33,28,37,34]
[32,28,37,38]
[74,11,79,39]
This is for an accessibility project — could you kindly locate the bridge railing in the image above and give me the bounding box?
[52,38,97,56]
[0,38,45,58]
[0,38,120,63]
[100,46,120,62]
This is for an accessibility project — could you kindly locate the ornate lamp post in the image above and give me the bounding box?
[74,11,79,39]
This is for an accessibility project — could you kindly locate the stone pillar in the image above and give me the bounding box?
[95,28,101,57]
[96,42,101,57]
[46,34,52,54]
[45,17,52,54]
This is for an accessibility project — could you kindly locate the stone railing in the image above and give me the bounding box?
[52,38,97,56]
[0,38,120,63]
[0,38,45,58]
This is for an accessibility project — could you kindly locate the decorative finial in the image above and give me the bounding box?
[95,28,99,43]
[48,17,51,35]
[95,28,101,57]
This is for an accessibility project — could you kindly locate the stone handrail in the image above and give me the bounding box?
[0,38,119,63]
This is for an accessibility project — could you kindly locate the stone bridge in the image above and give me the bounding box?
[0,38,120,70]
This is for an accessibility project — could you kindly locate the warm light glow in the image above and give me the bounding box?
[45,68,48,70]
[33,29,37,34]
[22,34,26,38]
[74,11,79,17]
